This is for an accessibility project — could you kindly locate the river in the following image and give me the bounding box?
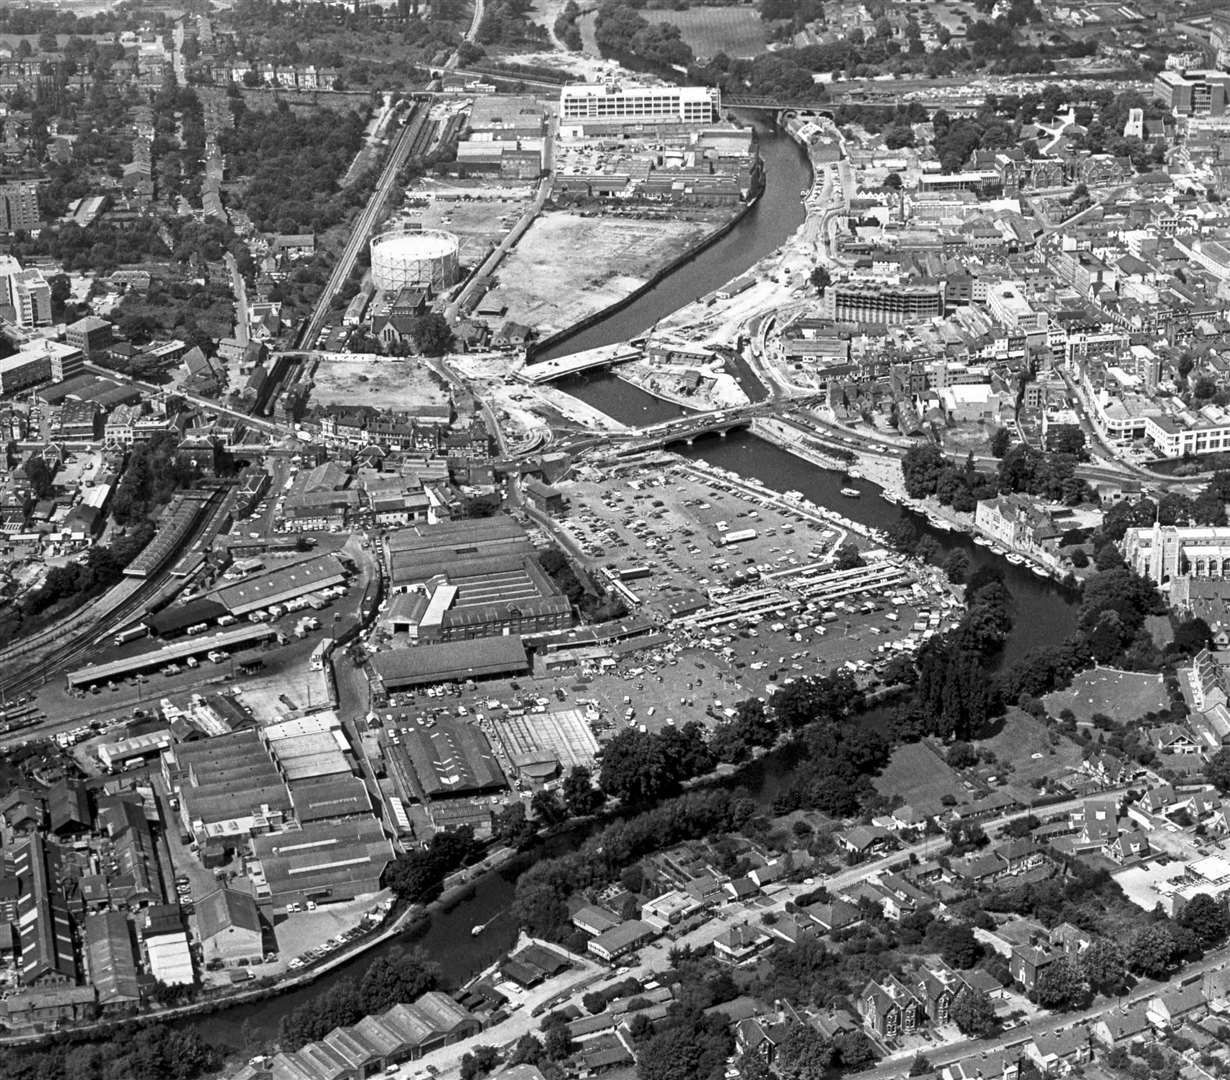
[535,116,813,362]
[179,114,1077,1053]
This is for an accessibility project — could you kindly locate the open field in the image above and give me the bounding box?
[873,740,971,811]
[975,710,1085,788]
[493,211,720,335]
[310,358,453,410]
[664,6,768,59]
[1044,665,1168,726]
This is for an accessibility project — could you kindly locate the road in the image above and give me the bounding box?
[81,362,291,437]
[389,790,1142,1080]
[856,953,1228,1080]
[299,106,433,350]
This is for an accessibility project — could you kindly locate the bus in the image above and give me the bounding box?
[113,624,149,647]
[309,639,334,671]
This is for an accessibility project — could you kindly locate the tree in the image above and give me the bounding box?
[946,740,977,768]
[509,1034,545,1066]
[493,802,535,847]
[357,949,438,1012]
[600,728,678,802]
[412,312,454,356]
[1127,923,1178,978]
[460,1045,500,1080]
[776,1023,834,1080]
[909,1054,933,1077]
[531,789,567,825]
[989,427,1012,457]
[1177,893,1230,949]
[950,988,997,1037]
[1034,956,1090,1009]
[23,455,55,499]
[943,548,971,584]
[385,826,481,902]
[563,765,602,816]
[1206,747,1230,793]
[834,542,863,571]
[833,1029,877,1068]
[543,1016,574,1060]
[930,921,982,968]
[810,266,832,295]
[1079,938,1126,993]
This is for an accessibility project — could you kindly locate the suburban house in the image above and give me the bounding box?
[1090,1005,1151,1048]
[1025,1027,1092,1076]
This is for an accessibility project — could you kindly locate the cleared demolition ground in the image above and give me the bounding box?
[414,182,536,264]
[492,211,725,335]
[310,359,453,410]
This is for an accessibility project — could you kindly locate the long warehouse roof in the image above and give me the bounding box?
[211,554,346,616]
[369,636,528,688]
[67,625,276,687]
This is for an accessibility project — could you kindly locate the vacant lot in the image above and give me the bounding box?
[665,6,768,59]
[494,211,719,335]
[976,710,1084,789]
[415,183,535,265]
[874,740,970,812]
[310,358,452,410]
[1044,666,1168,726]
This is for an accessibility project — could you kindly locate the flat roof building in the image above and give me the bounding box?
[369,635,529,690]
[165,729,292,845]
[145,931,194,986]
[67,624,277,688]
[587,919,657,962]
[1154,69,1230,116]
[251,818,393,909]
[210,554,347,616]
[560,82,718,124]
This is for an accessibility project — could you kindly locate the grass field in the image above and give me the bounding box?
[975,710,1084,789]
[1043,666,1168,726]
[664,6,768,60]
[873,740,971,813]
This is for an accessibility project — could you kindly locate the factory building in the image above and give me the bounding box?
[559,82,719,124]
[164,729,293,854]
[250,818,393,910]
[369,636,531,691]
[210,554,348,617]
[387,715,506,801]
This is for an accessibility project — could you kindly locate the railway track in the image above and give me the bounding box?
[0,489,234,702]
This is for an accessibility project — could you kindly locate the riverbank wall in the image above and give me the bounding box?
[527,192,763,363]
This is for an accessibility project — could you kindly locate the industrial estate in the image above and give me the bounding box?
[12,4,1230,1080]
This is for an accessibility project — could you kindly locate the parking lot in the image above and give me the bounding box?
[557,458,851,618]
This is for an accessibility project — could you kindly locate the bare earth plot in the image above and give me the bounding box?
[1043,665,1168,726]
[494,212,716,335]
[664,6,768,59]
[310,358,452,410]
[873,740,971,811]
